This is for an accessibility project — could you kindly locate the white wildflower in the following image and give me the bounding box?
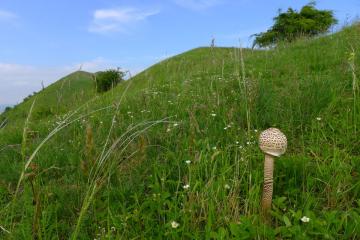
[224,184,231,189]
[185,160,191,164]
[211,113,216,117]
[171,221,180,229]
[301,216,310,223]
[183,184,190,189]
[173,123,179,127]
[316,117,322,121]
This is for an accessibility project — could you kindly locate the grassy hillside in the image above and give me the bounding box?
[0,70,95,126]
[0,24,359,239]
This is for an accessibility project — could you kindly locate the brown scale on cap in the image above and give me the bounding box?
[259,128,287,157]
[258,128,287,216]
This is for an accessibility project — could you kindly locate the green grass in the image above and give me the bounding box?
[2,71,96,125]
[0,24,359,239]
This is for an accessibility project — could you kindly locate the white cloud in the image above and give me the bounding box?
[89,7,159,33]
[173,0,224,10]
[0,9,18,21]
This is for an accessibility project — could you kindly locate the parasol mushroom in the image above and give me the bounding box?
[259,128,287,213]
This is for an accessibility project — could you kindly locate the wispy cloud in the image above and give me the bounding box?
[89,7,159,34]
[0,9,18,22]
[173,0,224,10]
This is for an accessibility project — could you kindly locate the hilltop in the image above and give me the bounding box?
[1,71,95,124]
[0,24,359,239]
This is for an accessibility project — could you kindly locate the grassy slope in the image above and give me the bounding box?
[0,71,96,143]
[0,25,359,239]
[1,70,95,124]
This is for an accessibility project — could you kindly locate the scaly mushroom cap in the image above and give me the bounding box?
[259,128,287,157]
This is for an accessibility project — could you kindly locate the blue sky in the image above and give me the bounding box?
[0,0,359,105]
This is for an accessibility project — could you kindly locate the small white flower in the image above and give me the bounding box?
[166,128,171,132]
[183,184,190,189]
[211,113,216,117]
[173,123,179,127]
[224,184,231,189]
[212,146,217,150]
[301,216,310,223]
[235,141,239,144]
[316,117,322,121]
[254,129,258,133]
[185,160,191,164]
[171,221,180,228]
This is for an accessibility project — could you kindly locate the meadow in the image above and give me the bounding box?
[0,24,359,239]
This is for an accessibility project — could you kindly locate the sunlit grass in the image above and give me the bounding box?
[0,24,359,239]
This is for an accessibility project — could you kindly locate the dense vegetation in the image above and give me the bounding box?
[95,69,125,93]
[0,24,359,239]
[253,2,338,48]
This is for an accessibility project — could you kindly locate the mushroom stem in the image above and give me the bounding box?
[262,154,274,212]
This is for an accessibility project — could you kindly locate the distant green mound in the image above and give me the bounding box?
[0,70,128,130]
[1,71,95,126]
[0,24,359,239]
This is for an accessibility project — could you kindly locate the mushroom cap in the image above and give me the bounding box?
[259,128,287,157]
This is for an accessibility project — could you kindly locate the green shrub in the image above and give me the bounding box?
[95,69,125,93]
[253,2,337,48]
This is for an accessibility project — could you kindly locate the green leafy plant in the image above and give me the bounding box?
[253,2,337,48]
[95,69,125,93]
